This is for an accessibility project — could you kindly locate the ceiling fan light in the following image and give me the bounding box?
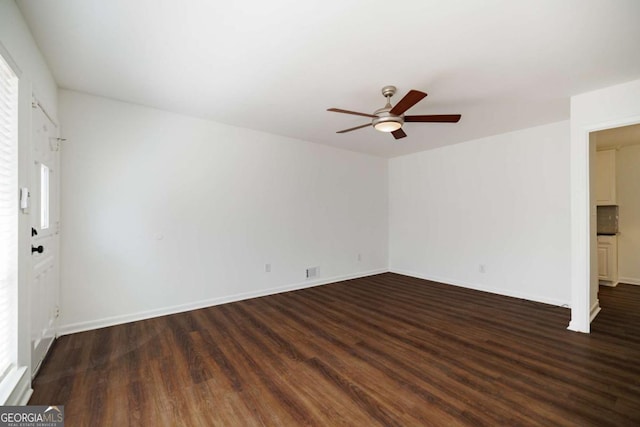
[374,121,402,133]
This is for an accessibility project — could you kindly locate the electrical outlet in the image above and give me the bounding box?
[479,264,486,274]
[357,253,362,262]
[265,263,271,273]
[306,267,318,279]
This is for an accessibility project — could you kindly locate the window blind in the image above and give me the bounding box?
[0,52,19,384]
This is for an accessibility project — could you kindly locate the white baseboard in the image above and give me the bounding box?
[590,300,601,322]
[599,279,618,287]
[57,268,577,336]
[389,268,570,308]
[618,276,640,286]
[57,268,387,336]
[567,319,589,333]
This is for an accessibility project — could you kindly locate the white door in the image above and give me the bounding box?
[29,103,60,376]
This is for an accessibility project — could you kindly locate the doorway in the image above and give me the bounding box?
[590,124,640,310]
[584,122,640,328]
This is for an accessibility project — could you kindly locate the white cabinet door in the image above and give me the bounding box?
[597,246,609,279]
[595,150,616,205]
[597,235,618,285]
[29,104,60,376]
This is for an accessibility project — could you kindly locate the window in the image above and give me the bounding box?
[0,51,19,385]
[40,163,49,230]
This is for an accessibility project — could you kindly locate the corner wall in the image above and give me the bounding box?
[57,90,388,334]
[389,121,571,306]
[0,0,57,116]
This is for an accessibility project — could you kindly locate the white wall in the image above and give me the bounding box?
[570,78,640,332]
[0,0,58,405]
[57,90,388,334]
[389,121,571,306]
[617,144,640,285]
[0,0,57,117]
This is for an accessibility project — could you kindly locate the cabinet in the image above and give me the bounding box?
[597,235,618,286]
[595,149,616,205]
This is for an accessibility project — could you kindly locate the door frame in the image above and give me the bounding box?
[570,114,640,333]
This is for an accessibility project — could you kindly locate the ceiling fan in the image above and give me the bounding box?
[327,86,461,140]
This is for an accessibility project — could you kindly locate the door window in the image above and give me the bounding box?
[40,163,49,230]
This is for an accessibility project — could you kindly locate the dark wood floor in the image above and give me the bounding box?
[30,273,640,426]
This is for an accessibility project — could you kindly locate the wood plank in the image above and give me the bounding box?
[30,273,640,426]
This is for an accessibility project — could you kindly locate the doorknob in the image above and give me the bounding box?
[31,245,44,254]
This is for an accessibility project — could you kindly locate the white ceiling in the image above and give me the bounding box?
[17,0,640,158]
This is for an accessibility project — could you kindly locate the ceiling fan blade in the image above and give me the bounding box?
[327,108,376,118]
[391,128,407,139]
[389,90,427,115]
[404,114,461,123]
[336,123,372,134]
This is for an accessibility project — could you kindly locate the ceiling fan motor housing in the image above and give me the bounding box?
[373,104,404,132]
